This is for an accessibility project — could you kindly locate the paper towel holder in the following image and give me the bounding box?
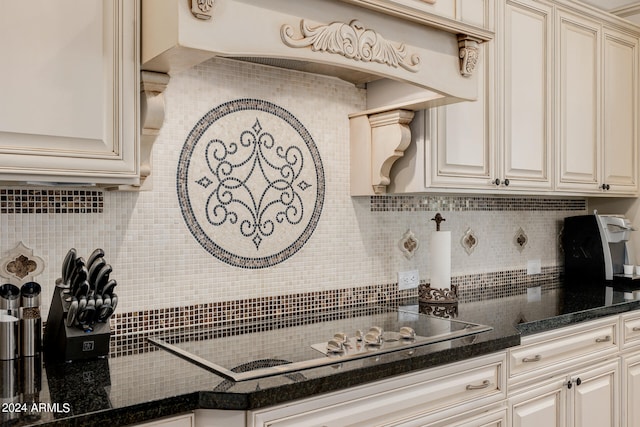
[431,213,446,231]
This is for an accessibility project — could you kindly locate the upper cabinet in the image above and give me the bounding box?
[368,0,640,197]
[0,0,140,187]
[555,9,638,195]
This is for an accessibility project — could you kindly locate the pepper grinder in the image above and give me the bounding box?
[20,282,41,357]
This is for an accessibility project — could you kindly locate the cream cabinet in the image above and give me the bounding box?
[133,413,194,427]
[0,0,140,186]
[621,311,640,427]
[507,317,621,427]
[508,360,619,427]
[246,352,506,427]
[385,0,639,197]
[555,10,638,195]
[499,0,554,191]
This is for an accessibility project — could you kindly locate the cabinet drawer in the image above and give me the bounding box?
[509,319,617,383]
[249,353,506,427]
[622,312,640,349]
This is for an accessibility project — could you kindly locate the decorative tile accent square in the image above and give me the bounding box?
[0,188,103,214]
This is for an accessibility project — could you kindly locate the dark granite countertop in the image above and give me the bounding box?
[6,285,640,427]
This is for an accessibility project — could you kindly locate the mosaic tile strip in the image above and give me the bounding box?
[177,99,325,269]
[0,188,103,214]
[107,283,411,357]
[451,265,563,303]
[105,266,563,358]
[370,195,586,212]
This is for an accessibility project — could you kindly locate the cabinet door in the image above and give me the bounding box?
[623,353,640,427]
[555,10,601,192]
[570,360,619,427]
[501,0,553,190]
[509,378,566,427]
[601,28,638,194]
[428,3,494,190]
[0,0,139,185]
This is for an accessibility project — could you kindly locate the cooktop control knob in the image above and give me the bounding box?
[364,326,383,346]
[369,326,383,336]
[327,339,345,353]
[355,330,364,341]
[399,326,416,340]
[334,332,348,344]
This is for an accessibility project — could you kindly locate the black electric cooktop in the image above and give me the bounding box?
[149,305,492,381]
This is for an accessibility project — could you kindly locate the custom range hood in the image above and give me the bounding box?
[140,0,493,194]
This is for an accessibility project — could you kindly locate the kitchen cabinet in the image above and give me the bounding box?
[621,311,640,427]
[508,360,619,427]
[133,413,194,427]
[0,0,140,187]
[386,1,496,193]
[544,4,639,195]
[555,11,638,195]
[429,0,555,193]
[246,352,507,427]
[386,0,639,197]
[507,317,621,427]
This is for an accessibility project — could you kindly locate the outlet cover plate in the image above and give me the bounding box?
[398,269,419,290]
[527,259,542,275]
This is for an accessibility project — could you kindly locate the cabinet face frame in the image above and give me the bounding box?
[0,0,140,185]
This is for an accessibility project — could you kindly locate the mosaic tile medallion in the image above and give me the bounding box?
[177,99,325,268]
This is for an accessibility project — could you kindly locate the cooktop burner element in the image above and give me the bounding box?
[148,305,492,382]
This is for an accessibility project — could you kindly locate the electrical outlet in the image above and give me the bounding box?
[398,270,419,290]
[527,259,542,275]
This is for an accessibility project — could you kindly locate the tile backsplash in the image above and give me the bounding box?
[0,57,586,325]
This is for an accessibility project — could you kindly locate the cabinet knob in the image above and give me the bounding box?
[567,377,582,389]
[601,183,611,190]
[504,179,510,187]
[494,178,501,186]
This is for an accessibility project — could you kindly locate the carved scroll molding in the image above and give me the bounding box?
[281,19,420,72]
[190,0,215,20]
[457,35,481,77]
[369,110,415,195]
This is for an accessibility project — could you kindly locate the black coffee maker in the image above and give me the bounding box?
[563,211,637,288]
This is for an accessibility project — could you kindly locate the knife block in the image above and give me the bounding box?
[44,288,111,362]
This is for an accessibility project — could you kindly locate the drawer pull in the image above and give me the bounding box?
[465,380,491,391]
[522,355,542,363]
[632,327,640,332]
[595,335,611,343]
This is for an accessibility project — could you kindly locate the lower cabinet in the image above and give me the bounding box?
[623,352,640,427]
[133,413,194,427]
[508,359,619,427]
[246,353,506,427]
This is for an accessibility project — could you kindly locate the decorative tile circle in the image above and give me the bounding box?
[177,99,325,268]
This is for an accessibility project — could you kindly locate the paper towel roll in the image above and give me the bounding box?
[430,231,451,290]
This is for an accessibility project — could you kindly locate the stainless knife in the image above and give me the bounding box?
[86,248,105,271]
[95,264,112,295]
[88,258,106,289]
[101,279,117,297]
[70,265,88,296]
[61,248,77,286]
